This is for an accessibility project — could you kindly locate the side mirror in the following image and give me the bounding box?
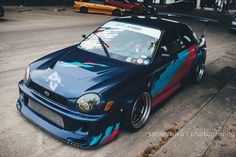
[199,37,205,48]
[200,34,205,38]
[82,34,87,39]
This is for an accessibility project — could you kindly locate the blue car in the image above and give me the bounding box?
[17,16,207,148]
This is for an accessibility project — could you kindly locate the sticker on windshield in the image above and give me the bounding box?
[102,21,161,38]
[137,58,144,64]
[95,28,123,42]
[125,57,132,63]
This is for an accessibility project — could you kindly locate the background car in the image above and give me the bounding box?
[230,13,236,32]
[73,0,124,16]
[167,0,197,11]
[143,4,158,15]
[105,0,144,14]
[200,0,215,9]
[16,16,207,148]
[0,5,4,17]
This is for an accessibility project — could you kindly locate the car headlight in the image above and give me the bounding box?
[24,66,30,84]
[76,93,101,113]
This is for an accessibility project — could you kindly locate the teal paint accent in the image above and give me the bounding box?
[60,62,94,68]
[89,133,102,147]
[193,50,203,65]
[114,122,120,130]
[151,49,188,97]
[99,126,113,144]
[85,62,109,68]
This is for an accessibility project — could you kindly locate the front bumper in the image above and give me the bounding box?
[16,80,120,148]
[230,25,236,30]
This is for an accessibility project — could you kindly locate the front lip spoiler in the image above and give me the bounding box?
[16,99,89,148]
[17,80,121,148]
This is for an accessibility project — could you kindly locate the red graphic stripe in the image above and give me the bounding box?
[102,129,119,144]
[152,45,198,107]
[163,44,197,92]
[152,83,181,107]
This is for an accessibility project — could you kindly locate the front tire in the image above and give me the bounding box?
[123,92,151,132]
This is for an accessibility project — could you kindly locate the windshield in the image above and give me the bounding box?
[79,21,162,65]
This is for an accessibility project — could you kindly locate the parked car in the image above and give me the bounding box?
[17,16,207,148]
[201,0,229,12]
[105,0,144,14]
[73,0,125,16]
[0,5,4,17]
[143,4,158,15]
[230,13,236,32]
[200,0,217,10]
[167,0,197,11]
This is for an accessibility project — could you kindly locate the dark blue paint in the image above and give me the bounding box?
[151,49,188,97]
[16,17,206,148]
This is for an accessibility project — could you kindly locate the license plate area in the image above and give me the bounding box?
[28,98,64,128]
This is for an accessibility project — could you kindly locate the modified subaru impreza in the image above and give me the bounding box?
[17,16,207,148]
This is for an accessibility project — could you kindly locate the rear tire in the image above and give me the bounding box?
[192,57,206,83]
[80,7,88,13]
[123,92,151,132]
[132,7,139,14]
[112,9,121,16]
[230,29,235,33]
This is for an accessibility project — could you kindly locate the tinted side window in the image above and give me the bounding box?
[90,0,105,4]
[178,25,198,48]
[161,29,182,56]
[115,0,124,2]
[157,29,182,65]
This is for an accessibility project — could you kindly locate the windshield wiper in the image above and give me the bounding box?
[93,33,110,57]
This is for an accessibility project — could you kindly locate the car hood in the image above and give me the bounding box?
[30,47,139,98]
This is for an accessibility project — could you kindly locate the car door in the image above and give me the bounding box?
[86,0,98,13]
[177,25,198,74]
[150,28,189,106]
[111,0,124,8]
[89,0,111,13]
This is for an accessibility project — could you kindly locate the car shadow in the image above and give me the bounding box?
[0,18,14,22]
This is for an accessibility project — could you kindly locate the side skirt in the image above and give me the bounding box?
[151,83,181,107]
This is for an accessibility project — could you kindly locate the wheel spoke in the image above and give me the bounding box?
[131,93,151,129]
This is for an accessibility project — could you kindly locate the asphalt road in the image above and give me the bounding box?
[0,7,236,157]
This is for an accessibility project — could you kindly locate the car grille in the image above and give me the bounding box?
[28,98,64,128]
[29,81,69,108]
